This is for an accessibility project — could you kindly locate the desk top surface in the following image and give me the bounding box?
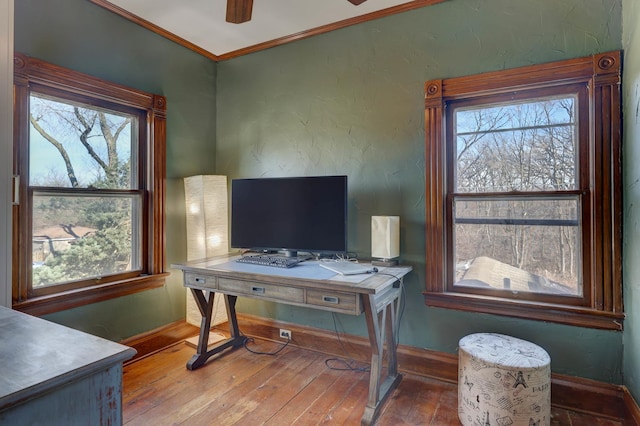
[172,254,412,295]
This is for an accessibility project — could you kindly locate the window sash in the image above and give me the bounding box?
[452,95,579,194]
[28,92,140,191]
[444,86,589,307]
[28,188,144,296]
[446,191,586,303]
[24,91,148,294]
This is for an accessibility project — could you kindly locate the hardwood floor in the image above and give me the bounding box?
[122,338,627,425]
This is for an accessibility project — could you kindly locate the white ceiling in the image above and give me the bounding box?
[99,0,423,59]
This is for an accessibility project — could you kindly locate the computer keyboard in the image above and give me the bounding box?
[236,254,302,268]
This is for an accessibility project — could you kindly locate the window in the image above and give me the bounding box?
[423,51,623,330]
[12,53,167,315]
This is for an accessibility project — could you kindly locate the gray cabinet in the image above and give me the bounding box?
[0,307,136,425]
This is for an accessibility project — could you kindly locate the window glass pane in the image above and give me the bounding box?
[455,97,576,193]
[32,193,141,288]
[29,94,137,190]
[454,198,581,296]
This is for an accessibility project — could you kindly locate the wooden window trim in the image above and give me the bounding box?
[12,53,167,316]
[423,51,624,331]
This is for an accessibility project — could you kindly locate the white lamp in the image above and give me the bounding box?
[184,175,228,326]
[371,216,400,267]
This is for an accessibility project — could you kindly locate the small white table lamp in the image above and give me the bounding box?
[371,216,400,267]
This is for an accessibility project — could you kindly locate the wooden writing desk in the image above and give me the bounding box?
[173,254,412,425]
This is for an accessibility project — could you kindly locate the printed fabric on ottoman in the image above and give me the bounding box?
[458,333,551,426]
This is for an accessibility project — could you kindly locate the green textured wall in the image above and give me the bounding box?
[12,0,633,387]
[622,0,640,403]
[14,0,217,340]
[217,0,625,383]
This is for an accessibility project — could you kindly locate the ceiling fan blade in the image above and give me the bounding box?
[226,0,253,24]
[347,0,368,4]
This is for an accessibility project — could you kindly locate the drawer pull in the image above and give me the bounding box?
[251,286,266,294]
[194,277,206,284]
[322,295,339,304]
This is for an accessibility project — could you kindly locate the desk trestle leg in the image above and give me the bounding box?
[186,289,247,370]
[360,286,403,425]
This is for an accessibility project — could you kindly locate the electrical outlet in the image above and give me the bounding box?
[279,329,292,340]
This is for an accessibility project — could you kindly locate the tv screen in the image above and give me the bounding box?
[231,175,347,257]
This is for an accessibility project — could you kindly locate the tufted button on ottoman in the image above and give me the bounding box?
[458,333,551,426]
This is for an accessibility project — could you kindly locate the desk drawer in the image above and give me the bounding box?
[306,289,360,314]
[185,272,217,289]
[218,278,304,303]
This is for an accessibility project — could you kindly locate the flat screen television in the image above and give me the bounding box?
[231,175,347,257]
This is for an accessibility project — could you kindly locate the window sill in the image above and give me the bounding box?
[13,273,168,317]
[423,291,625,331]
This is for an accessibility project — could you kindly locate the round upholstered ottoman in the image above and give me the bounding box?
[458,333,551,426]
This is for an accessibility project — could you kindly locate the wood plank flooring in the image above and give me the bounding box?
[122,338,627,425]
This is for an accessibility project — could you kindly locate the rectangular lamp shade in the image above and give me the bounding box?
[371,216,400,260]
[184,175,228,260]
[184,175,228,327]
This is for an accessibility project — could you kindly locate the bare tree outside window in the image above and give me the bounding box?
[453,97,581,296]
[29,94,141,288]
